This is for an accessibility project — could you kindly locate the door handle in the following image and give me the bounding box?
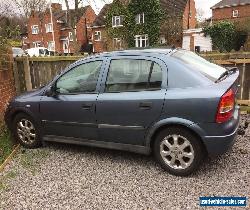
[82,103,93,110]
[139,102,152,110]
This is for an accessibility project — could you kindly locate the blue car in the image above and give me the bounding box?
[4,49,240,176]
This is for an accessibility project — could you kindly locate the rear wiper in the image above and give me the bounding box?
[215,67,238,83]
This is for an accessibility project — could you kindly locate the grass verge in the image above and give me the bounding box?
[0,125,14,165]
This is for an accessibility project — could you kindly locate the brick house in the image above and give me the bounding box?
[92,0,196,53]
[211,0,250,22]
[211,0,250,50]
[25,3,96,54]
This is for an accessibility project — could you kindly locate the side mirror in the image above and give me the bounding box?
[45,86,57,97]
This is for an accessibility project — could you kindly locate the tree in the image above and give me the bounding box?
[160,16,182,46]
[203,21,237,52]
[13,0,48,18]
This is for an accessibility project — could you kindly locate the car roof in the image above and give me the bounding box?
[90,48,177,59]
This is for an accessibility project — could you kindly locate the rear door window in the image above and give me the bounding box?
[105,59,162,92]
[171,50,226,82]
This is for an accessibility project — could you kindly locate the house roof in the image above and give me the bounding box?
[160,0,188,16]
[92,4,111,27]
[211,0,250,9]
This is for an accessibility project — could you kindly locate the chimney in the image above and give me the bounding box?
[51,3,62,11]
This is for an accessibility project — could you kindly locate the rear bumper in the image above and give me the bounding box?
[202,125,238,156]
[191,108,240,156]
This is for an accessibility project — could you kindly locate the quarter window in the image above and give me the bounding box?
[106,59,162,92]
[56,61,102,94]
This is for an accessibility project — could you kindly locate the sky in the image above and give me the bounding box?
[51,0,222,18]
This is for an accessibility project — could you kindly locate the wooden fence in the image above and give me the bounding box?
[201,52,250,100]
[14,55,87,94]
[13,52,250,100]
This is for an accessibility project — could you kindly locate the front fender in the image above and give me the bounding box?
[145,117,206,147]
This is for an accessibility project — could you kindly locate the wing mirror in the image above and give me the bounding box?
[45,85,57,97]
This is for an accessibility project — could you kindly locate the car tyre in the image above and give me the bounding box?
[13,113,41,148]
[153,127,205,176]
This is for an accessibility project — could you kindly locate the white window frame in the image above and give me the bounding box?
[232,10,239,17]
[31,25,39,34]
[113,38,122,49]
[94,31,101,41]
[45,23,53,33]
[33,41,41,48]
[112,16,124,27]
[69,32,73,41]
[135,34,149,48]
[47,41,55,51]
[135,13,145,24]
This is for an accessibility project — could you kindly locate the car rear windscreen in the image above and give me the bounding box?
[171,50,227,82]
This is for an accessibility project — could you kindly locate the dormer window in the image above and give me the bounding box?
[45,23,53,33]
[31,25,39,34]
[112,16,124,27]
[232,10,239,17]
[135,13,144,24]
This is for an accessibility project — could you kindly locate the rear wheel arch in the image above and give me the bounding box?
[149,123,207,155]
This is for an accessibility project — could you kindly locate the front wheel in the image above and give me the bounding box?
[13,113,41,148]
[153,127,205,176]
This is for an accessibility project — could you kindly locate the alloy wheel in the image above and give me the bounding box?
[160,134,194,170]
[17,119,36,144]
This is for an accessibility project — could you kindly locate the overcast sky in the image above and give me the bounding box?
[51,0,221,18]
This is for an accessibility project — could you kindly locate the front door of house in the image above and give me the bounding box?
[63,40,69,54]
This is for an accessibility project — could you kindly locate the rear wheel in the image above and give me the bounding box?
[153,127,205,176]
[13,113,41,148]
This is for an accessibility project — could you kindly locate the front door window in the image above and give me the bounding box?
[56,61,102,94]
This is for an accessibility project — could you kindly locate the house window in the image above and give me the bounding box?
[232,10,239,17]
[31,25,39,34]
[45,23,53,33]
[69,32,73,41]
[135,35,149,48]
[135,13,145,24]
[48,41,55,51]
[112,16,124,27]
[94,31,101,41]
[33,41,41,48]
[113,38,122,49]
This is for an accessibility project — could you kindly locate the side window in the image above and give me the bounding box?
[56,61,102,94]
[105,59,162,92]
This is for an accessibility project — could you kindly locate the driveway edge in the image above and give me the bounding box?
[0,144,20,173]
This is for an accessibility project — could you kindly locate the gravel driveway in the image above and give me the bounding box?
[0,115,249,210]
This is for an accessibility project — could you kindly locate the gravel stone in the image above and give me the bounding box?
[0,115,249,210]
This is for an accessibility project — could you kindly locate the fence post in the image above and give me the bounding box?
[12,60,21,95]
[23,56,32,91]
[240,62,246,100]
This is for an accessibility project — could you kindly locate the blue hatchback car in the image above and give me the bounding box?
[5,49,240,176]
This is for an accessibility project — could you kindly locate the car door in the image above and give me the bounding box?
[96,56,167,146]
[39,59,104,140]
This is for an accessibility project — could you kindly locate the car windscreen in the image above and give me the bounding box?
[12,48,24,55]
[171,50,227,82]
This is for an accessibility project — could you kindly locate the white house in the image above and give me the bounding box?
[182,28,212,52]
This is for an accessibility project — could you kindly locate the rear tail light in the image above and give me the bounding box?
[216,89,235,123]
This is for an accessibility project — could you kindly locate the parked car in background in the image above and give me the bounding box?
[4,49,240,176]
[26,47,50,57]
[12,47,25,57]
